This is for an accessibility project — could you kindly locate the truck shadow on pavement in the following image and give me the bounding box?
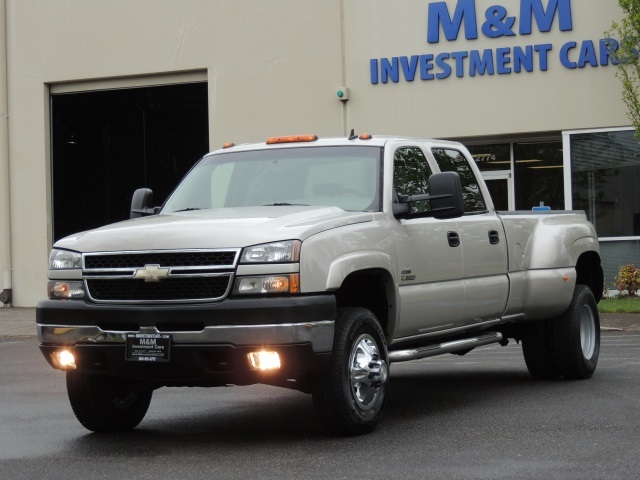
[63,364,575,454]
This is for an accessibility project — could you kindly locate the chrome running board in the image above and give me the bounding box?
[388,332,504,363]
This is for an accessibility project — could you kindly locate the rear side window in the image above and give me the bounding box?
[432,148,487,213]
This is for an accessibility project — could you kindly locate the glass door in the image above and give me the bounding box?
[482,171,513,211]
[466,143,514,211]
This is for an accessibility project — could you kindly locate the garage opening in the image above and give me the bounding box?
[51,82,209,241]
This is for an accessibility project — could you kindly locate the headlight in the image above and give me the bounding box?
[235,274,300,295]
[241,240,301,264]
[49,249,82,269]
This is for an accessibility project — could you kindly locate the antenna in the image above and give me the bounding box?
[348,129,358,140]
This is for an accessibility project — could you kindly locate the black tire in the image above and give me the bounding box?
[312,308,389,436]
[522,319,562,380]
[552,284,600,380]
[66,371,153,432]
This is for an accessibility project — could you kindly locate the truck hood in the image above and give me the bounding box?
[54,206,374,252]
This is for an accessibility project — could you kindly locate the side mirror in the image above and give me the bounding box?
[130,188,157,218]
[429,172,464,219]
[392,172,464,220]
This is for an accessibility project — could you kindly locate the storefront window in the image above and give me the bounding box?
[599,240,640,288]
[467,144,511,211]
[571,130,640,237]
[468,144,511,172]
[514,141,564,210]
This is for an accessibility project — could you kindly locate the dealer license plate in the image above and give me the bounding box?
[125,333,171,362]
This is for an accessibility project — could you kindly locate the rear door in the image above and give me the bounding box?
[430,147,509,323]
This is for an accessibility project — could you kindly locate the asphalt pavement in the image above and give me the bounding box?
[2,330,639,479]
[1,305,638,338]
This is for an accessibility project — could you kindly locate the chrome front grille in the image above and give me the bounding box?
[83,249,240,303]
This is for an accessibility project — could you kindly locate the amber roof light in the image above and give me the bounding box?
[266,135,319,145]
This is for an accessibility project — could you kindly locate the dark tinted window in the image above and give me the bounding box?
[393,147,433,214]
[514,141,564,210]
[432,148,487,213]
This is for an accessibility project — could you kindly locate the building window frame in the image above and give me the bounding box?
[562,126,640,242]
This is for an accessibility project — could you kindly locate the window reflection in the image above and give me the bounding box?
[393,147,433,214]
[514,141,564,210]
[571,130,640,237]
[432,148,487,213]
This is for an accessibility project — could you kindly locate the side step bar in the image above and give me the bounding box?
[388,332,504,363]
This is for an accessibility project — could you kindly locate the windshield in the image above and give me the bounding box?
[161,146,383,213]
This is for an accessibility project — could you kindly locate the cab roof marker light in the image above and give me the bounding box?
[359,133,373,140]
[266,135,318,145]
[222,142,236,149]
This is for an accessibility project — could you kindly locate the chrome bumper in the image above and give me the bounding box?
[38,320,335,353]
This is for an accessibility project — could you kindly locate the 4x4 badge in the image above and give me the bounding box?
[133,264,170,282]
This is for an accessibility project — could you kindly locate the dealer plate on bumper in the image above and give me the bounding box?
[125,333,171,362]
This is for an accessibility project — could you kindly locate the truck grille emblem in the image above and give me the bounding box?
[133,264,170,282]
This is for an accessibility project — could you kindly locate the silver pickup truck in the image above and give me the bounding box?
[37,134,603,436]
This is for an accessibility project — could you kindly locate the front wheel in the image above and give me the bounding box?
[312,308,389,435]
[66,371,153,432]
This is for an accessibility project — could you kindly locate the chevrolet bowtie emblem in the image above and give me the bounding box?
[133,264,170,282]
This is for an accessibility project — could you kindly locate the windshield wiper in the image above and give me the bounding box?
[261,203,309,206]
[174,207,204,212]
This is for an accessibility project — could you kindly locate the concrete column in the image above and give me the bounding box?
[0,0,12,306]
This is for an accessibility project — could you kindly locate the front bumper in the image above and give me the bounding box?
[36,295,335,386]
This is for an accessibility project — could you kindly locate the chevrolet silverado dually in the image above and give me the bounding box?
[37,133,603,435]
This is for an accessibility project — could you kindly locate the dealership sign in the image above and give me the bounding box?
[370,0,620,84]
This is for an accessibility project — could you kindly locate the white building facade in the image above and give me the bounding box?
[0,0,635,306]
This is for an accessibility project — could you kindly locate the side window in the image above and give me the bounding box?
[432,148,487,213]
[393,147,433,214]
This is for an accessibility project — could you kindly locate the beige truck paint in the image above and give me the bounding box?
[45,135,600,347]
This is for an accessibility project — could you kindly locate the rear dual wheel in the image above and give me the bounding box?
[312,308,389,435]
[522,284,600,380]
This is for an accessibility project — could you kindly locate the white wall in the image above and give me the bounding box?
[2,0,629,305]
[5,0,346,305]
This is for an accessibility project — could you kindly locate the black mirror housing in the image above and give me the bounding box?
[392,202,410,216]
[392,172,464,220]
[130,188,156,219]
[428,172,464,219]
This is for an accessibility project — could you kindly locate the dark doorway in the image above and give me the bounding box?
[51,82,209,241]
[485,178,509,211]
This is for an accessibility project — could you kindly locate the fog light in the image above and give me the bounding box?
[51,349,77,370]
[247,351,281,371]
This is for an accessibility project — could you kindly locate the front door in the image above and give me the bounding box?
[390,146,465,339]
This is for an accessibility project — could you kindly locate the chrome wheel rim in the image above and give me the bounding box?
[348,333,388,411]
[579,304,597,360]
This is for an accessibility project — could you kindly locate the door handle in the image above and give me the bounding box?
[447,231,460,248]
[489,230,500,245]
